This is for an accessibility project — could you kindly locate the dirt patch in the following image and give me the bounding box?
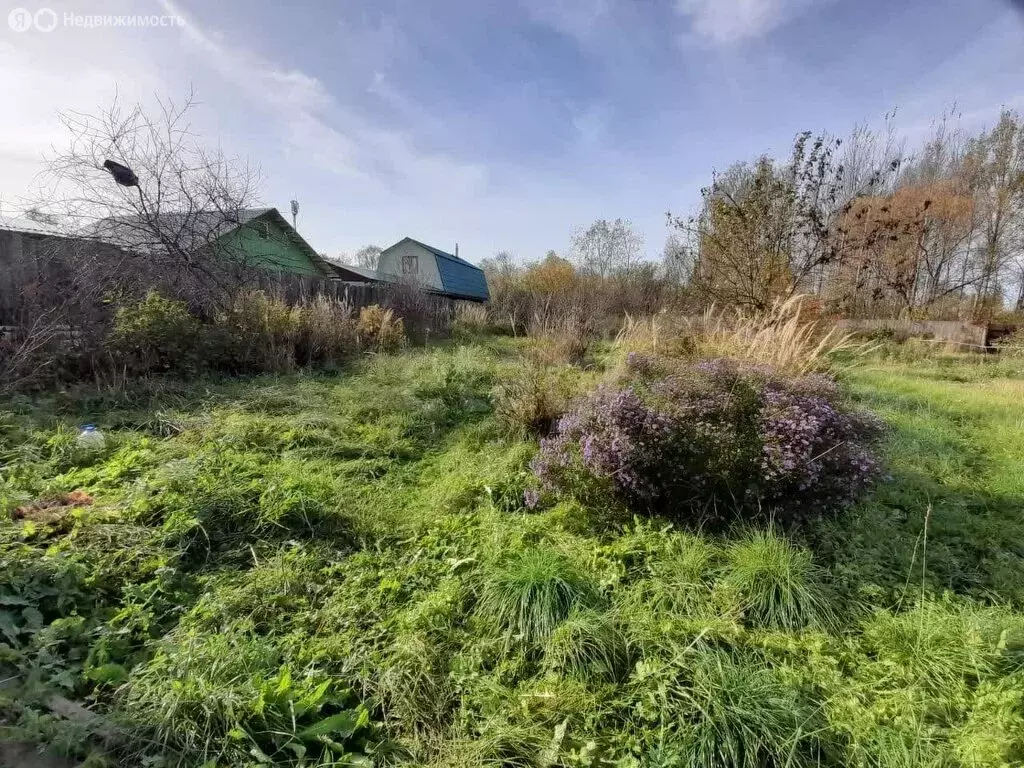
[13,490,94,526]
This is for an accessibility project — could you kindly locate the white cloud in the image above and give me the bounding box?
[522,0,611,42]
[0,18,165,212]
[159,0,487,196]
[570,102,609,149]
[675,0,815,46]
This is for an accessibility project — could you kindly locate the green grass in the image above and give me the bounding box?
[2,340,1024,766]
[819,352,1024,602]
[720,527,835,630]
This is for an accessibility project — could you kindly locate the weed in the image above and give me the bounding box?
[358,304,406,351]
[493,361,580,437]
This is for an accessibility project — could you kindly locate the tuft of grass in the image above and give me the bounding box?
[479,549,599,648]
[631,649,823,768]
[543,608,634,683]
[378,630,455,736]
[442,719,547,768]
[719,528,835,630]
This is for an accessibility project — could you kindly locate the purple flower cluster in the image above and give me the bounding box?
[531,386,675,505]
[528,358,882,521]
[759,386,879,505]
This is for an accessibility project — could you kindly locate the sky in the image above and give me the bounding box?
[2,0,1024,264]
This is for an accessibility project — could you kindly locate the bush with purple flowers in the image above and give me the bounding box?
[529,358,882,523]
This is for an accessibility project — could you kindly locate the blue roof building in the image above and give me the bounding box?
[377,237,489,302]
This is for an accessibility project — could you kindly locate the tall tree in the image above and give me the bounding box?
[354,244,382,270]
[672,131,898,310]
[962,111,1024,317]
[836,181,974,315]
[570,219,644,278]
[684,157,795,310]
[661,232,693,285]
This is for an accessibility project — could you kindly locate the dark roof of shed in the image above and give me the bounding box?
[328,263,391,282]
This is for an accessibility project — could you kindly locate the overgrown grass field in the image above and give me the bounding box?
[2,338,1024,767]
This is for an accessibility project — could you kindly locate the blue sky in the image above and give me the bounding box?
[2,0,1023,263]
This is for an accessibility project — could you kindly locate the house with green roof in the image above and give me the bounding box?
[377,237,489,302]
[94,207,338,279]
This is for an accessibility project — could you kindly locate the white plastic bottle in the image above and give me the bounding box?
[76,424,106,451]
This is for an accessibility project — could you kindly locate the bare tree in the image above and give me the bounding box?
[661,232,693,285]
[962,111,1024,317]
[570,219,644,278]
[480,250,517,279]
[353,244,383,271]
[40,91,265,307]
[671,128,899,310]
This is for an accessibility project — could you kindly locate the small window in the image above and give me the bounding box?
[401,253,418,275]
[256,221,270,240]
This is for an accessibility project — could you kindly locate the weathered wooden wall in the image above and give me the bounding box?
[834,318,991,348]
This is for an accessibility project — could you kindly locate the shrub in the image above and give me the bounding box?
[217,291,299,373]
[111,291,204,374]
[452,303,492,339]
[994,328,1024,358]
[357,304,406,351]
[479,549,599,648]
[529,312,592,365]
[614,297,861,376]
[493,362,580,436]
[530,358,881,522]
[110,291,371,377]
[294,294,358,364]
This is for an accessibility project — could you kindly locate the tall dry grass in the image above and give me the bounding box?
[527,311,592,365]
[615,296,864,375]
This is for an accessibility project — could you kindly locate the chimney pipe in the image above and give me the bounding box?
[455,243,459,258]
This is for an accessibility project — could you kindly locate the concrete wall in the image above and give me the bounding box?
[378,240,443,292]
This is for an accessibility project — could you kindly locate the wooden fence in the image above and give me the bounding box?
[833,318,1014,349]
[0,227,466,339]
